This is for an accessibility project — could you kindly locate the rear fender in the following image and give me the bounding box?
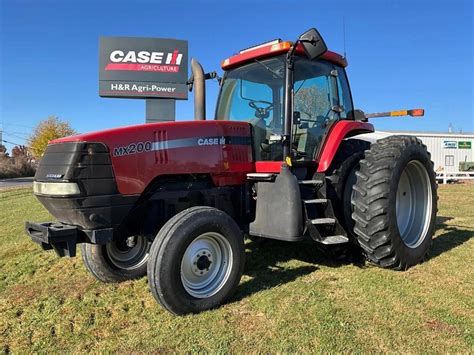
[316,121,374,173]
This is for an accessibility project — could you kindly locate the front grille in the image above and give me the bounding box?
[35,142,118,196]
[33,142,137,230]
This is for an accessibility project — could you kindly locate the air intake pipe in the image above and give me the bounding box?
[191,58,206,120]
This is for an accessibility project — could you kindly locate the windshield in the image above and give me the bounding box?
[216,56,285,125]
[216,55,285,160]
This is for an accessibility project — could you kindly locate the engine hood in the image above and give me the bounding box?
[49,120,253,195]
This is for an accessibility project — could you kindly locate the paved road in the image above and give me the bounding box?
[0,177,34,190]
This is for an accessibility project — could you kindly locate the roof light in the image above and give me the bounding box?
[239,39,282,54]
[408,109,425,117]
[271,41,292,52]
[390,110,408,117]
[365,108,426,119]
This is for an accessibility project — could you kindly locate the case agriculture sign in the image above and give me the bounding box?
[99,36,188,99]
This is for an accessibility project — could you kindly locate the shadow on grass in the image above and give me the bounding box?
[233,215,473,301]
[233,237,363,301]
[428,216,474,261]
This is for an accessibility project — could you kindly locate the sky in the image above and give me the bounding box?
[0,0,473,151]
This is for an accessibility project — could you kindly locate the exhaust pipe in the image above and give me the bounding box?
[191,58,206,120]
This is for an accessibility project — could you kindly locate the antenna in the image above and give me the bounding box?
[342,16,347,58]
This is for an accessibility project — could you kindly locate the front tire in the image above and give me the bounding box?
[147,206,245,315]
[81,235,150,283]
[351,136,437,270]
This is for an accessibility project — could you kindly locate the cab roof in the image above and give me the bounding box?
[221,40,347,70]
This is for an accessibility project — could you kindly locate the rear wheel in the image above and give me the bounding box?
[147,206,245,315]
[351,135,437,270]
[81,235,150,283]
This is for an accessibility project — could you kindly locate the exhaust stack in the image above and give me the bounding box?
[191,58,206,120]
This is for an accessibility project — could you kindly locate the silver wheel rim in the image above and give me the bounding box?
[181,232,233,299]
[396,160,432,248]
[106,235,150,270]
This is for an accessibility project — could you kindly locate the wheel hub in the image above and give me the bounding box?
[105,235,150,270]
[192,250,213,275]
[180,232,233,298]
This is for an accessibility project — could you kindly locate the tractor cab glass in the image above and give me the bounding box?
[216,54,353,162]
[216,55,285,161]
[292,58,353,161]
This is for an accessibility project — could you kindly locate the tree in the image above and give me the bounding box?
[12,145,30,161]
[0,144,9,160]
[28,116,77,158]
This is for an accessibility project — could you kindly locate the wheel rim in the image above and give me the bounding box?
[180,232,233,299]
[106,235,150,270]
[396,160,432,248]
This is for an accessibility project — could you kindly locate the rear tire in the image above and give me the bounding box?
[147,206,245,315]
[351,135,437,270]
[81,235,150,283]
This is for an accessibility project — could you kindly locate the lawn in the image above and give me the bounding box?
[1,184,473,352]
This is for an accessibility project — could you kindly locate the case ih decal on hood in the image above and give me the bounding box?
[112,136,251,157]
[99,36,188,99]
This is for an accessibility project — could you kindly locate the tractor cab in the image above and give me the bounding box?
[216,30,354,166]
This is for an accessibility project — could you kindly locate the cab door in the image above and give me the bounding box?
[292,59,339,162]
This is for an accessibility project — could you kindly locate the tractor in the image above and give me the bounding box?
[26,28,437,315]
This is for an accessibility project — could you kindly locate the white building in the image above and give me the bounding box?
[359,131,474,172]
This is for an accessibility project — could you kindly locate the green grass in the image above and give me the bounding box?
[1,184,473,352]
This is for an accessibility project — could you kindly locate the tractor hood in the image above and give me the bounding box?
[46,120,253,195]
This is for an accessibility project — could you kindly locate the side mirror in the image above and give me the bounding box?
[298,28,328,60]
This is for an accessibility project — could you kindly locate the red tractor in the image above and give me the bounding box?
[26,28,437,315]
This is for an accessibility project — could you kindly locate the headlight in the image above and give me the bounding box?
[33,182,80,196]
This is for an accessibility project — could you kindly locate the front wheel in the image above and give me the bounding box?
[81,235,150,283]
[351,136,437,270]
[147,206,245,315]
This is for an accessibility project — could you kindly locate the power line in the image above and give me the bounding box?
[3,132,28,141]
[1,138,24,146]
[2,122,35,129]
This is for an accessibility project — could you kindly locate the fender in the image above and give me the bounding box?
[316,120,374,172]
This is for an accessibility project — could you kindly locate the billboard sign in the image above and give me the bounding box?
[99,36,188,99]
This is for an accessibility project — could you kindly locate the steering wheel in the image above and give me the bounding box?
[316,107,334,128]
[249,100,273,119]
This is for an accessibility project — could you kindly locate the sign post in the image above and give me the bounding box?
[99,36,188,122]
[146,99,175,123]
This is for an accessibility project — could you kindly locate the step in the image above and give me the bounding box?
[310,218,336,225]
[319,235,349,245]
[298,179,324,186]
[303,198,327,204]
[246,173,276,181]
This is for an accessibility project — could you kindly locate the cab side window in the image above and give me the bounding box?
[293,59,339,161]
[335,66,354,119]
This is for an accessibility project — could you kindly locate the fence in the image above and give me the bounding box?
[436,171,474,184]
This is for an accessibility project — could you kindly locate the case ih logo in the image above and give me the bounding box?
[99,36,188,99]
[105,49,183,73]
